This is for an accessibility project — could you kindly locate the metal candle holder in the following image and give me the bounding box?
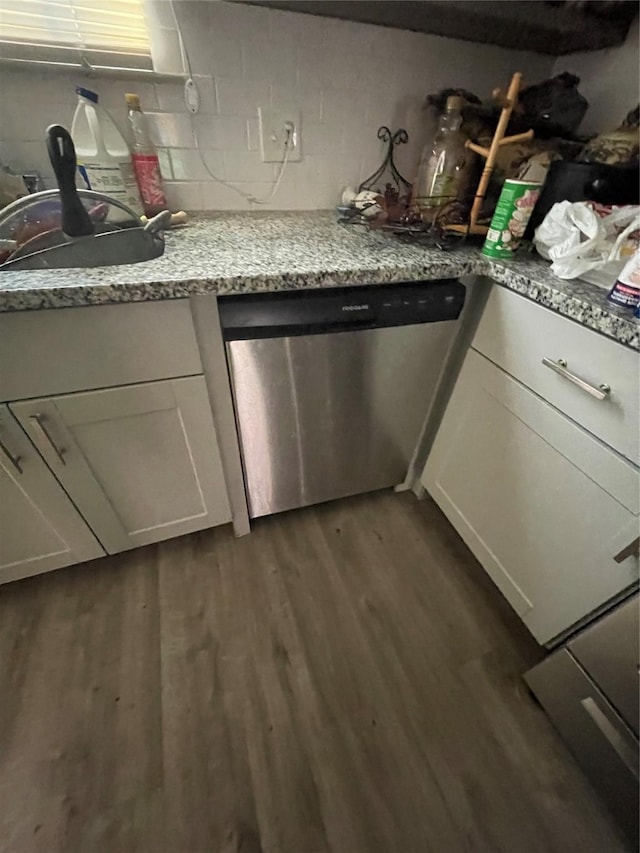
[358,127,412,198]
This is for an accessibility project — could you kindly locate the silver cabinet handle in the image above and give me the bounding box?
[29,414,66,465]
[614,537,640,564]
[0,437,22,474]
[581,697,639,778]
[541,357,611,400]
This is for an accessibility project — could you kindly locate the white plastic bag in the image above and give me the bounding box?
[534,201,640,280]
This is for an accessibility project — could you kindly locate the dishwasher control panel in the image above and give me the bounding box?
[219,279,466,340]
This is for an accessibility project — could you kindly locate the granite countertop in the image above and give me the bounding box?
[0,211,637,350]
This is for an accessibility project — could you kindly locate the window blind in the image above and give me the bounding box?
[0,0,152,71]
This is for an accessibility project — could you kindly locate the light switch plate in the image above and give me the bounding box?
[258,107,301,162]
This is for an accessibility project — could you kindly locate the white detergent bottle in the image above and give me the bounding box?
[71,86,143,215]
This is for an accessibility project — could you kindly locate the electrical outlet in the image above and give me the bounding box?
[258,107,301,162]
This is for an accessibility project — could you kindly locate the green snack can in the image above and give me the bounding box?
[481,179,542,259]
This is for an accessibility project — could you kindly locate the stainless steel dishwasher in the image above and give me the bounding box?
[218,280,466,518]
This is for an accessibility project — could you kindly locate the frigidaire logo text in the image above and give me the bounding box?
[342,304,369,311]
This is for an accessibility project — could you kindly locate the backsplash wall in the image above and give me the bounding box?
[0,1,554,211]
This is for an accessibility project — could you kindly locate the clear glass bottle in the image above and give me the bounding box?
[125,93,168,217]
[413,95,469,220]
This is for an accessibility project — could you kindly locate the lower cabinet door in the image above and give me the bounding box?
[0,405,104,584]
[422,349,639,645]
[10,376,232,554]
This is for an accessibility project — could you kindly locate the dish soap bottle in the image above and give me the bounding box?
[125,93,168,217]
[413,95,469,220]
[71,87,143,215]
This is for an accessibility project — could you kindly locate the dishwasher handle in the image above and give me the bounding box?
[223,317,379,341]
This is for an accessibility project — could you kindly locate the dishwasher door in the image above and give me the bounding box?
[227,321,457,518]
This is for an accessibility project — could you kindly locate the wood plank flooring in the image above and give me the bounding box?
[0,491,630,853]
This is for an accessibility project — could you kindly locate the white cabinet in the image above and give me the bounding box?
[473,287,640,464]
[422,348,639,644]
[0,405,104,584]
[0,300,203,402]
[10,376,232,555]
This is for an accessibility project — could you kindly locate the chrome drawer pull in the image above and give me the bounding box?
[541,357,611,400]
[0,438,22,474]
[29,414,66,465]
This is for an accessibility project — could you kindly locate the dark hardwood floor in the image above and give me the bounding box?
[0,490,629,853]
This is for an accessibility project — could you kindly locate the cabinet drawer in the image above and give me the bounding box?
[423,349,639,644]
[0,300,203,402]
[473,287,639,464]
[525,649,639,847]
[569,594,639,735]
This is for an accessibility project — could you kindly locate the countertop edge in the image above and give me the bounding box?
[0,260,481,311]
[2,260,638,351]
[0,211,637,351]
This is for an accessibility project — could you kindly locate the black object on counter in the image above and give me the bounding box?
[46,124,94,238]
[525,159,640,240]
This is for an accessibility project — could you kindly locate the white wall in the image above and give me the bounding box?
[552,16,639,135]
[0,0,553,211]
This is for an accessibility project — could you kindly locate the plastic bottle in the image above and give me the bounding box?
[71,86,143,215]
[608,250,640,311]
[125,93,168,217]
[413,96,470,220]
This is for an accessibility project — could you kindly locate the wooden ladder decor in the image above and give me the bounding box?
[448,72,535,235]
